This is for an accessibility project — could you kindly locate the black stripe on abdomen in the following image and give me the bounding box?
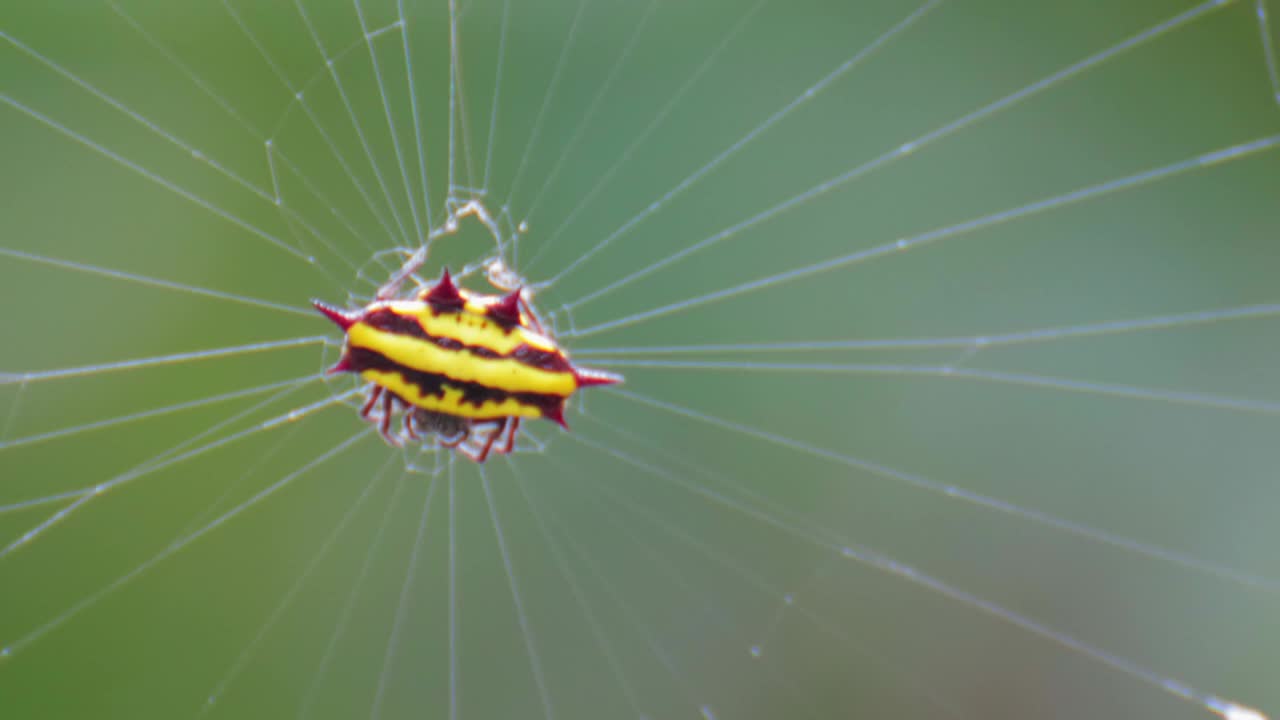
[363,307,573,373]
[347,346,565,418]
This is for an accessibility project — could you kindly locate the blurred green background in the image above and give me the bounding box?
[2,0,1279,718]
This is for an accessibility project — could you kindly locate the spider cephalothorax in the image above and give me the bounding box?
[314,265,620,462]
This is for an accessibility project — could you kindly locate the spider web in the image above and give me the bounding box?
[1,0,1279,718]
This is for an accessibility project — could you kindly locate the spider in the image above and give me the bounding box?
[313,244,620,463]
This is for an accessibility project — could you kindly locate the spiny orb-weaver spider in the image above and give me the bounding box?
[313,217,620,463]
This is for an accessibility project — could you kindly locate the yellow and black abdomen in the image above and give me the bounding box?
[344,302,577,423]
[316,268,620,430]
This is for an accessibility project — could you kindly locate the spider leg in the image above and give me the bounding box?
[518,295,547,334]
[360,385,383,419]
[378,391,401,446]
[454,427,488,462]
[471,419,505,463]
[457,443,484,463]
[496,417,519,456]
[438,428,466,449]
[402,410,419,441]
